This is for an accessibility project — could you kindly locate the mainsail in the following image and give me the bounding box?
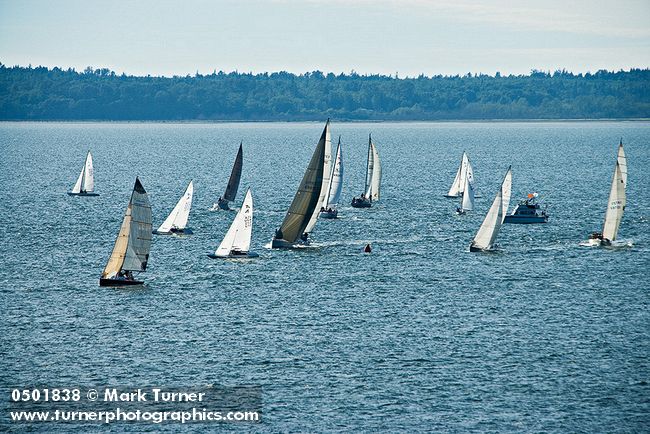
[470,166,512,251]
[363,135,381,200]
[602,162,626,241]
[303,120,332,235]
[101,178,152,279]
[156,181,194,233]
[71,151,95,193]
[223,143,243,202]
[215,188,253,256]
[324,137,344,208]
[272,121,328,246]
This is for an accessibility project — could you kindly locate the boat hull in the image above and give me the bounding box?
[207,251,259,259]
[153,228,193,235]
[351,198,372,208]
[271,238,299,249]
[319,209,338,219]
[443,194,460,198]
[217,199,230,210]
[503,215,548,224]
[99,278,144,287]
[68,192,99,196]
[469,244,497,252]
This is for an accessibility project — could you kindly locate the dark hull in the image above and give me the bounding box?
[68,192,99,196]
[99,278,144,287]
[217,199,230,210]
[351,198,372,208]
[504,215,548,224]
[271,238,298,249]
[443,194,460,198]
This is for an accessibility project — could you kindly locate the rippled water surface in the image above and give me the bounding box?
[1,121,649,432]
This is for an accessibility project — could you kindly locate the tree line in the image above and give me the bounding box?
[1,63,649,120]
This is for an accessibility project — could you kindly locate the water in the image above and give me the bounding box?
[1,121,649,432]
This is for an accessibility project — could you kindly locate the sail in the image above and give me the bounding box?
[156,181,194,233]
[102,178,152,278]
[447,152,468,197]
[602,162,626,241]
[471,166,511,250]
[617,140,627,186]
[223,143,243,202]
[274,121,328,244]
[461,173,475,211]
[304,121,332,234]
[364,135,373,195]
[216,189,253,256]
[465,155,474,192]
[83,151,95,192]
[325,137,343,208]
[368,141,381,200]
[72,166,84,194]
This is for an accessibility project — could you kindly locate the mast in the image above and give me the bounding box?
[272,120,328,245]
[102,177,152,278]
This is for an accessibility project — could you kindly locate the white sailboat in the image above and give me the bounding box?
[469,166,512,252]
[100,177,152,286]
[153,181,194,234]
[351,134,381,208]
[456,173,475,215]
[584,141,627,246]
[208,188,258,258]
[445,151,477,198]
[68,151,99,196]
[214,142,243,211]
[320,136,344,219]
[272,120,330,249]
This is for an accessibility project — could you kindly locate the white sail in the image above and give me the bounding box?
[215,189,253,256]
[102,178,152,278]
[325,138,343,208]
[369,141,382,201]
[83,151,95,192]
[602,162,626,241]
[156,181,194,233]
[461,174,475,211]
[447,152,470,197]
[617,140,627,187]
[364,135,374,196]
[470,166,511,250]
[71,151,94,193]
[304,121,332,234]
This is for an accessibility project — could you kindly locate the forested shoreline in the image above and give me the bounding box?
[1,64,649,121]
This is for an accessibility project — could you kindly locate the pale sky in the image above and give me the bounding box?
[1,0,649,77]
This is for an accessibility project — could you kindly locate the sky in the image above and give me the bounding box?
[1,0,649,77]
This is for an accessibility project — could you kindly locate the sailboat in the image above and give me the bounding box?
[469,166,512,252]
[445,151,477,198]
[99,177,152,286]
[584,140,627,246]
[68,151,99,196]
[351,134,381,208]
[320,136,344,219]
[208,188,258,258]
[215,142,243,211]
[456,172,475,215]
[272,120,330,249]
[153,181,194,234]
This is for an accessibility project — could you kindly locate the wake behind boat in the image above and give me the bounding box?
[99,177,152,286]
[583,140,627,247]
[153,180,194,234]
[68,151,99,196]
[272,120,330,249]
[208,188,258,258]
[469,166,512,252]
[214,142,243,211]
[351,134,381,208]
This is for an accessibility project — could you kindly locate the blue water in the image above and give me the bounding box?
[1,121,649,432]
